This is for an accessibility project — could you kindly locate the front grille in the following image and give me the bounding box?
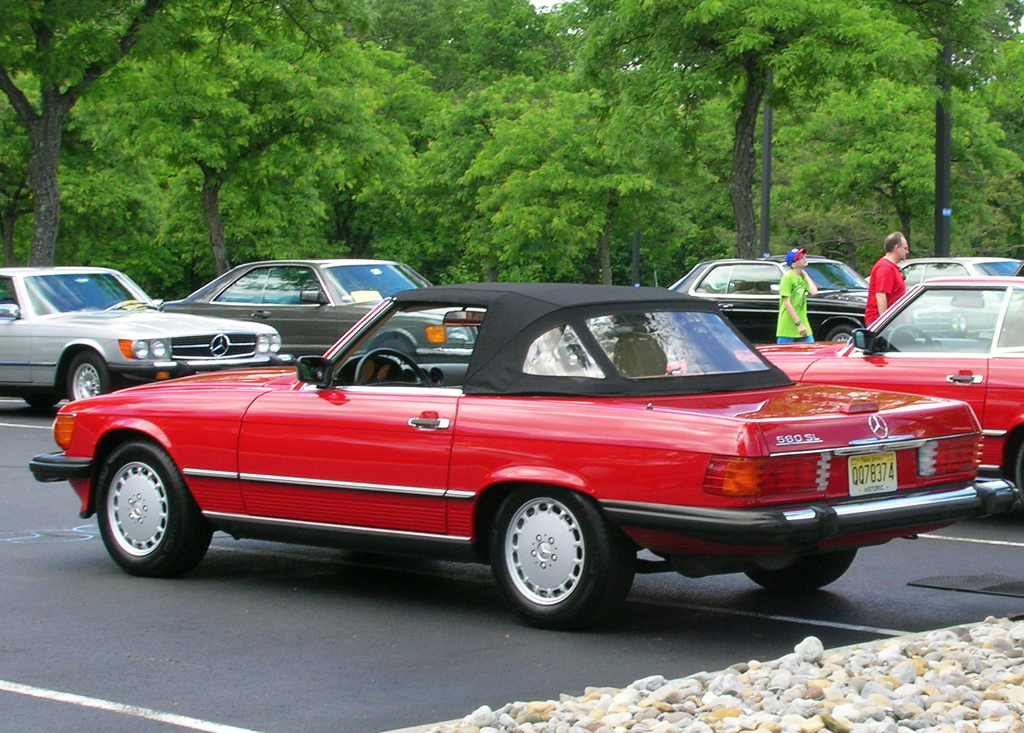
[171,334,257,360]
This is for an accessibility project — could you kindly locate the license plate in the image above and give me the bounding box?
[848,452,897,496]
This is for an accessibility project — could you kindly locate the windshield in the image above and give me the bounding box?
[806,261,867,290]
[322,263,431,303]
[23,272,153,315]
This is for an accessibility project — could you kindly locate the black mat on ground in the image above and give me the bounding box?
[909,574,1024,597]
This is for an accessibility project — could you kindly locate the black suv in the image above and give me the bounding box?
[670,255,868,343]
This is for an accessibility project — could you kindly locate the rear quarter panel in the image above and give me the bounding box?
[448,386,979,510]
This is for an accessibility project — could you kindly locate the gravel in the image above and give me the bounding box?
[421,616,1024,733]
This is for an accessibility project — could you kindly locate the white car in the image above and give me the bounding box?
[900,257,1021,287]
[0,267,291,407]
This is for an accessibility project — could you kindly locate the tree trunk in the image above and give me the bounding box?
[2,212,17,266]
[25,93,72,266]
[596,190,618,284]
[730,64,764,260]
[199,163,231,275]
[898,210,912,244]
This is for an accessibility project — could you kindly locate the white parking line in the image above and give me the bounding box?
[0,679,269,733]
[0,421,51,430]
[629,598,912,637]
[920,533,1024,549]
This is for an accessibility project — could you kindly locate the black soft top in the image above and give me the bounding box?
[392,282,792,396]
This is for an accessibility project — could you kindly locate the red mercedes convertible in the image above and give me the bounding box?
[31,283,1017,629]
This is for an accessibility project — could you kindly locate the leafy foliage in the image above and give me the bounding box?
[2,0,1024,296]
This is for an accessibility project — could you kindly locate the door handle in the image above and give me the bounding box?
[946,374,983,384]
[250,310,271,319]
[408,417,451,430]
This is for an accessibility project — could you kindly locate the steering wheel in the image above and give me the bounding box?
[888,324,933,351]
[354,348,429,385]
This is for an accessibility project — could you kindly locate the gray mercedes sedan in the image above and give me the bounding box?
[0,267,289,407]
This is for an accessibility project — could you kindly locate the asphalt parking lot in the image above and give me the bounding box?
[4,397,1024,733]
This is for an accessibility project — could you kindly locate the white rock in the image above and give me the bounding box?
[795,637,825,664]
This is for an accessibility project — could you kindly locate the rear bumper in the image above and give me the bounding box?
[600,478,1019,548]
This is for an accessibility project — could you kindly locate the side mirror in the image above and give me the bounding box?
[0,303,20,320]
[852,328,875,353]
[300,289,329,305]
[296,355,332,388]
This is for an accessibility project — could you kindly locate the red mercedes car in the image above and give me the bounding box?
[31,283,1016,629]
[761,277,1024,489]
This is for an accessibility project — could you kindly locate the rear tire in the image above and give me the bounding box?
[745,548,857,591]
[23,394,60,409]
[1014,446,1024,511]
[96,440,212,577]
[490,487,635,630]
[824,324,856,343]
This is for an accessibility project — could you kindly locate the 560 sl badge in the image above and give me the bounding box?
[775,433,824,446]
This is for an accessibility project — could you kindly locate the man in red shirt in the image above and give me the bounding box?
[865,232,909,325]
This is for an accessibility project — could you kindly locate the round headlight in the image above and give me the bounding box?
[270,334,281,353]
[151,339,169,359]
[256,334,270,353]
[131,340,150,359]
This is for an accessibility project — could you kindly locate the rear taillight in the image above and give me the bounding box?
[918,435,981,477]
[704,453,830,497]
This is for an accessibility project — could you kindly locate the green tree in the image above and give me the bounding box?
[776,79,1021,266]
[0,0,373,267]
[981,34,1024,256]
[466,84,692,284]
[577,0,933,258]
[368,0,563,93]
[0,100,32,264]
[108,22,391,275]
[0,0,172,265]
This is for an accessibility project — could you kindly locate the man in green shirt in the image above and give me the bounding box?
[776,248,818,343]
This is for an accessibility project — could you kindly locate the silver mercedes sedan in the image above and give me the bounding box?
[0,267,291,408]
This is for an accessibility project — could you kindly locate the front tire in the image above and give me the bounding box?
[67,351,111,401]
[490,488,635,630]
[96,440,212,577]
[745,548,857,591]
[1013,446,1024,511]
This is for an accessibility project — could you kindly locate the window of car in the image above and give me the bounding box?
[584,310,772,379]
[215,268,268,304]
[805,261,868,290]
[523,325,605,378]
[902,262,968,288]
[335,305,480,387]
[0,277,15,304]
[322,264,430,304]
[695,264,779,296]
[997,290,1024,349]
[977,260,1021,276]
[214,266,321,305]
[876,287,1003,353]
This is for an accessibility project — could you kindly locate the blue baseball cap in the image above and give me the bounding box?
[785,248,807,267]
